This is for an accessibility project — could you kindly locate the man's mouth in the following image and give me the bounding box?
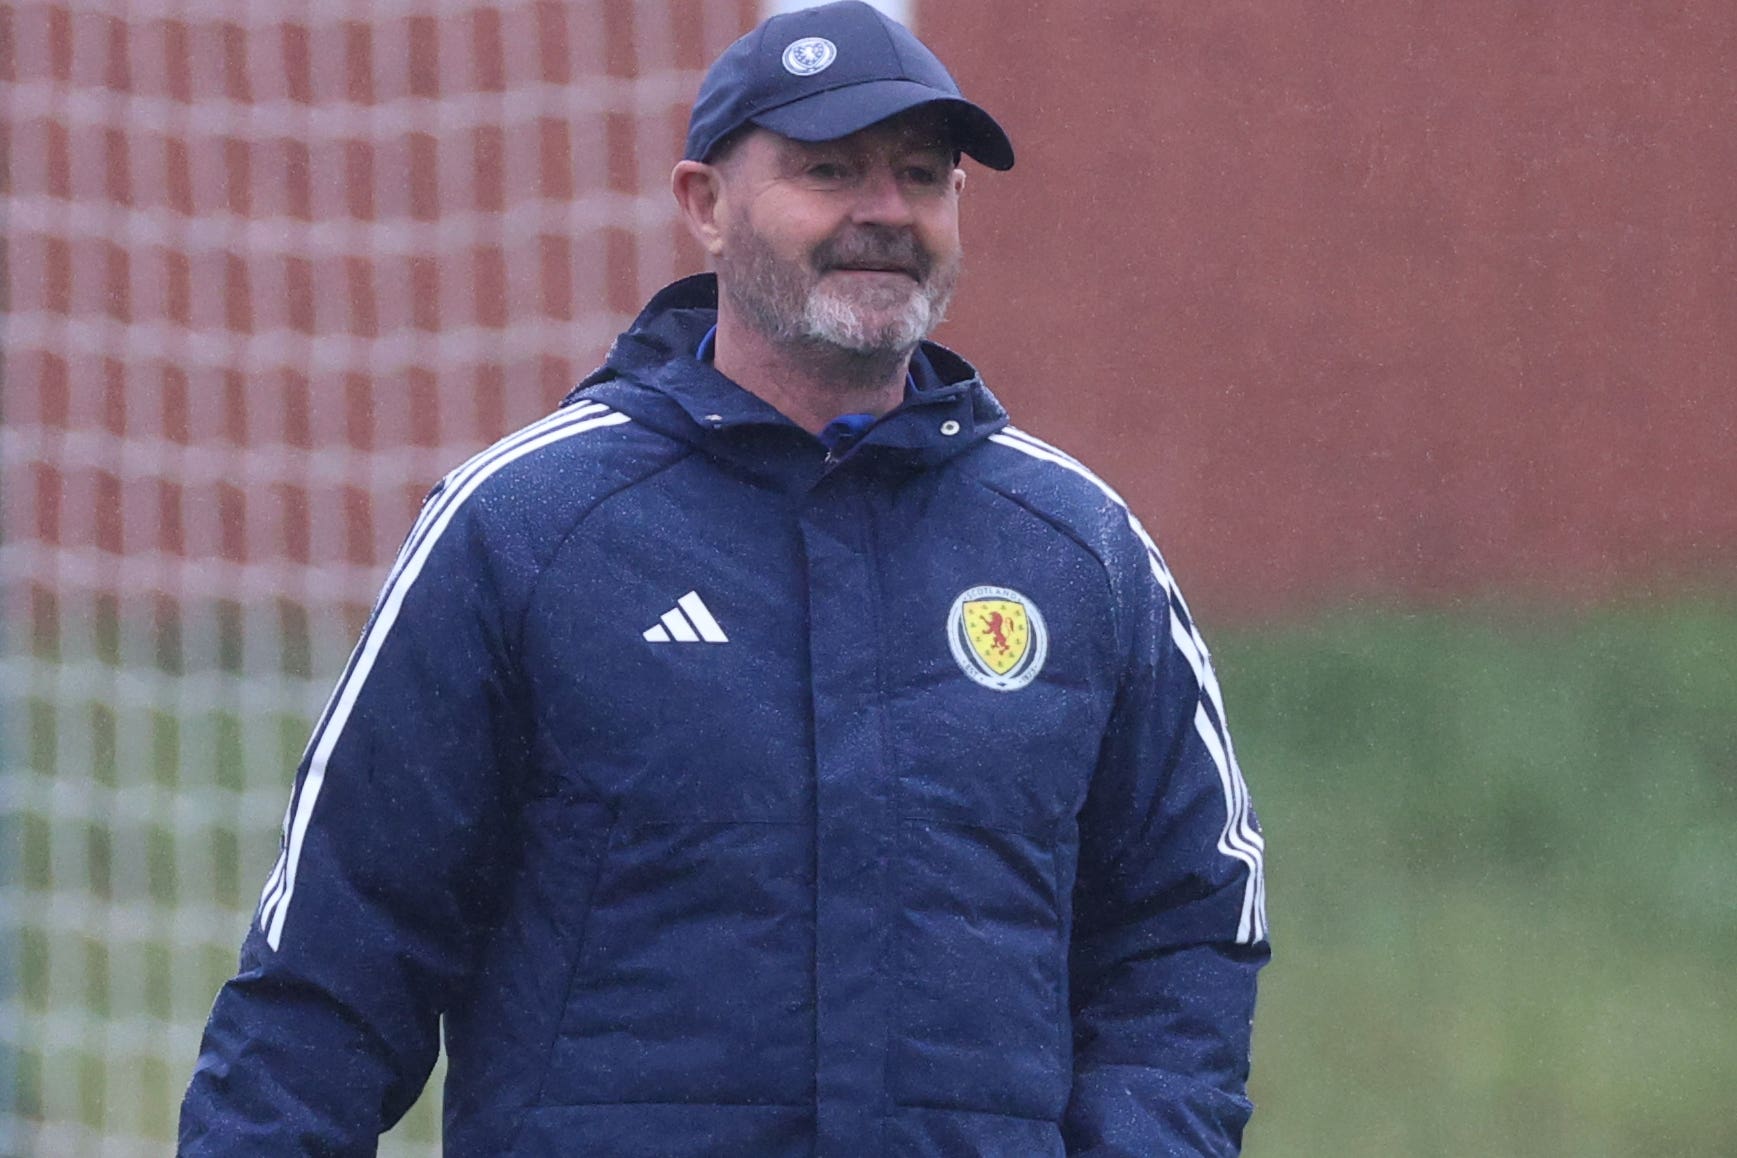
[827,262,919,279]
[816,232,929,282]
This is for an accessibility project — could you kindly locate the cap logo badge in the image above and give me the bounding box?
[948,586,1048,692]
[782,36,838,77]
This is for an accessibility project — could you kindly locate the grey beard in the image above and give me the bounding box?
[720,227,959,360]
[797,269,950,354]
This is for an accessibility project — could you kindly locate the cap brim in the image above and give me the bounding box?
[751,79,1014,171]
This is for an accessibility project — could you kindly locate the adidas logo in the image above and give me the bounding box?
[643,591,729,644]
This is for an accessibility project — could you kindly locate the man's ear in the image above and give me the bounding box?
[671,161,727,257]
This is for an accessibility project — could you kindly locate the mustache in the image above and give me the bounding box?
[812,229,932,280]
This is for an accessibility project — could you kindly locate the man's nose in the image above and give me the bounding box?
[849,165,917,226]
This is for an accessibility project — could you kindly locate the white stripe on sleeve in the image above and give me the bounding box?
[257,402,619,929]
[261,406,631,949]
[988,427,1267,943]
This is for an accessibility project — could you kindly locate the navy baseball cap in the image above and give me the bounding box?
[684,1,1014,171]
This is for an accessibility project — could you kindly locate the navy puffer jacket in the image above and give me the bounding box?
[181,275,1268,1157]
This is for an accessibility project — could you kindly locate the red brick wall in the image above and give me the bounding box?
[9,3,1731,624]
[919,1,1737,618]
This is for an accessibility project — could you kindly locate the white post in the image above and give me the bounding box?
[760,0,915,30]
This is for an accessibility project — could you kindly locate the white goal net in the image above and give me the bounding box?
[0,3,764,1153]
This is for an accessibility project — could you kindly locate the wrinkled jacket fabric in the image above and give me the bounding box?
[181,275,1269,1157]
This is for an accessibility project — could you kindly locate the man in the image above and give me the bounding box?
[180,3,1268,1155]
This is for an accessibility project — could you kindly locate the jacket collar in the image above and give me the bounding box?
[566,274,1009,490]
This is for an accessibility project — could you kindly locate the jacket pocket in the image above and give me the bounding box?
[537,820,815,1108]
[446,796,615,1125]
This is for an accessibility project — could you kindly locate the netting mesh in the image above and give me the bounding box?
[0,3,758,1153]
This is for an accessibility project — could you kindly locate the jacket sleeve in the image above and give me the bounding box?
[179,484,533,1156]
[1063,542,1269,1157]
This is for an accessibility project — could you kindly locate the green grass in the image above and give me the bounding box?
[1217,600,1737,1158]
[8,597,1734,1154]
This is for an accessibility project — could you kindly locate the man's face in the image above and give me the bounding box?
[711,112,965,358]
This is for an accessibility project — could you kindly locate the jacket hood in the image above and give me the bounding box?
[563,274,1009,486]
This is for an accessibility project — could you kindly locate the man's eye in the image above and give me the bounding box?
[904,166,943,186]
[807,163,848,181]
